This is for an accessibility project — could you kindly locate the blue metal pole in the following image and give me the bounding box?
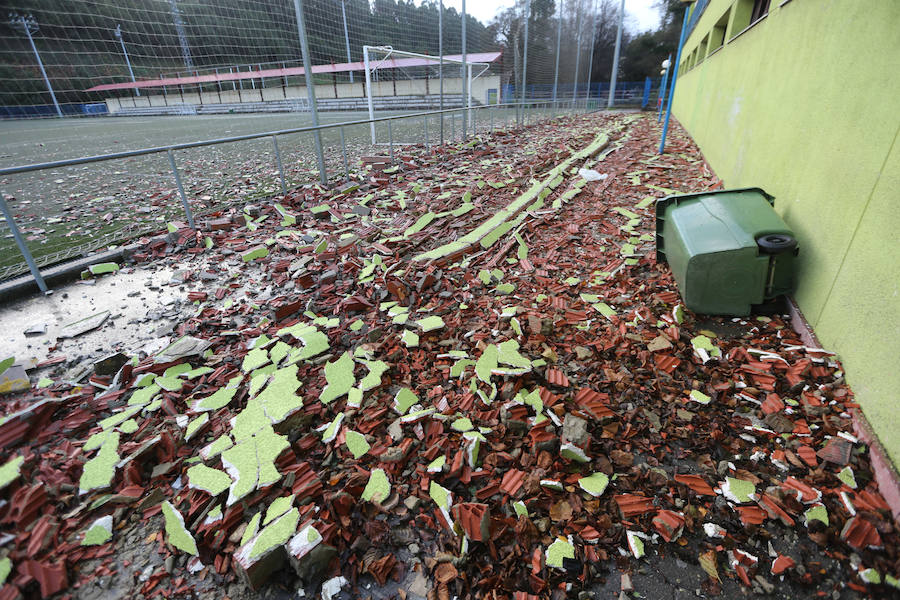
[641,77,652,109]
[659,8,690,154]
[657,56,670,122]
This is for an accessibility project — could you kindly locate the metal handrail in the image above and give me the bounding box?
[1,98,592,291]
[0,100,576,177]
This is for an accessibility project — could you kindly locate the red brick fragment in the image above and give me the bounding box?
[674,474,716,496]
[614,494,654,518]
[652,510,685,542]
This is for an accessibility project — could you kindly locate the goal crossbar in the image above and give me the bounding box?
[362,45,491,144]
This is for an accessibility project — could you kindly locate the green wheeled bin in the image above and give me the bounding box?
[655,188,798,316]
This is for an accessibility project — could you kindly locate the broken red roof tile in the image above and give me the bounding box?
[674,474,716,496]
[614,494,655,518]
[545,368,569,388]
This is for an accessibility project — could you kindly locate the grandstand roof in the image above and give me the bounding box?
[85,52,502,92]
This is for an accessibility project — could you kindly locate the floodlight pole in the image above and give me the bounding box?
[293,0,328,185]
[439,0,444,145]
[168,0,194,71]
[607,0,626,109]
[551,2,562,103]
[461,0,467,134]
[114,25,139,96]
[364,46,376,144]
[339,0,353,83]
[10,15,62,118]
[519,0,531,124]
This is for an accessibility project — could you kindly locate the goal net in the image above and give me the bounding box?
[361,45,498,144]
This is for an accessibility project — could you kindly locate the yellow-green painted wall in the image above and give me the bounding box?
[672,0,900,462]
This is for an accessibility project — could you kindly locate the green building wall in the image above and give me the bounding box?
[671,1,900,462]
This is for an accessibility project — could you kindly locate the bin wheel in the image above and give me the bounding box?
[756,234,797,254]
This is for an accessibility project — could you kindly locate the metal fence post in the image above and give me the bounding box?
[293,0,328,186]
[339,127,349,179]
[608,0,626,109]
[552,3,562,104]
[167,149,195,229]
[0,192,48,293]
[439,0,444,146]
[388,119,394,163]
[424,116,429,150]
[519,0,531,126]
[272,135,287,195]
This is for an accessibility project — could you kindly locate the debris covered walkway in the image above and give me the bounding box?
[1,112,897,600]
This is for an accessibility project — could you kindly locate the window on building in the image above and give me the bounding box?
[750,0,771,24]
[709,9,731,54]
[731,0,770,40]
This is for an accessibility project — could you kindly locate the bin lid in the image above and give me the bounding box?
[655,188,779,263]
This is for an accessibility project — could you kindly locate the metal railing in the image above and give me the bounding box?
[0,98,596,291]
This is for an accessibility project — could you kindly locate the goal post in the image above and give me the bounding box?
[361,45,492,145]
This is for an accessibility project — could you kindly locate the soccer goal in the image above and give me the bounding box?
[361,45,495,145]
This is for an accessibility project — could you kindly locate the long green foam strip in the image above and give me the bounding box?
[413,130,610,262]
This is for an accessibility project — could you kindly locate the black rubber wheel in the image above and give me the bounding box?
[756,233,797,254]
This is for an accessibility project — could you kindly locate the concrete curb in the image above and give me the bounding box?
[0,238,153,304]
[788,297,900,520]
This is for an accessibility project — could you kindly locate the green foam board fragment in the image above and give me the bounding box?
[0,455,25,491]
[592,302,617,318]
[242,246,269,262]
[495,282,515,294]
[320,412,345,444]
[264,495,296,525]
[256,365,303,424]
[221,441,257,505]
[181,366,213,380]
[475,344,499,383]
[277,324,329,360]
[88,262,119,276]
[187,464,232,495]
[513,501,528,517]
[320,352,355,404]
[0,557,10,586]
[721,477,756,503]
[156,375,184,392]
[478,269,492,285]
[415,315,445,333]
[161,501,199,555]
[626,531,645,558]
[393,388,419,415]
[315,239,327,253]
[347,387,363,408]
[118,419,139,434]
[81,515,113,546]
[241,513,262,547]
[546,537,575,569]
[184,413,209,442]
[578,472,610,497]
[511,318,522,337]
[345,430,370,459]
[358,360,389,392]
[201,434,234,460]
[242,347,270,373]
[804,504,829,526]
[838,466,857,489]
[451,417,474,432]
[37,377,53,389]
[193,376,242,412]
[246,508,300,560]
[361,468,390,503]
[497,340,531,369]
[560,443,590,463]
[349,319,364,331]
[427,455,445,473]
[404,212,436,237]
[128,384,160,406]
[429,481,452,510]
[689,390,711,405]
[450,358,475,378]
[401,330,419,347]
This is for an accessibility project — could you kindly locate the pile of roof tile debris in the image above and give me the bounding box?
[1,112,898,600]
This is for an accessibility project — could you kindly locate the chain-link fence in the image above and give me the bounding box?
[0,0,659,287]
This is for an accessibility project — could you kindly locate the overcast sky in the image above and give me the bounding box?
[439,0,662,33]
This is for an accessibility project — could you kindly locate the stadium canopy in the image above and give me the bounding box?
[85,52,502,92]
